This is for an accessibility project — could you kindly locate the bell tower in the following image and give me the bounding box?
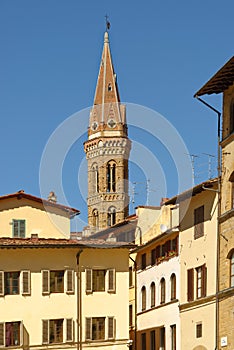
[84,30,131,231]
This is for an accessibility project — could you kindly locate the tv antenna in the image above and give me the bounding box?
[203,153,216,179]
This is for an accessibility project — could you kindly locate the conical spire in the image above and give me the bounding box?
[93,31,120,106]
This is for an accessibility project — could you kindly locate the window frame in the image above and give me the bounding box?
[196,323,202,338]
[141,253,146,270]
[12,219,26,238]
[150,282,155,308]
[0,321,22,347]
[170,273,176,300]
[160,278,166,304]
[141,286,146,311]
[194,205,204,239]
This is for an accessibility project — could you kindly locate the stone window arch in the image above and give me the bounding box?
[92,209,99,229]
[229,171,234,209]
[141,286,146,311]
[107,160,116,192]
[170,273,176,300]
[91,163,99,193]
[107,206,116,227]
[150,282,155,308]
[227,249,234,287]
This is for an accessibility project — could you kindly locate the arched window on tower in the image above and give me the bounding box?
[92,163,99,193]
[229,171,234,209]
[92,209,99,229]
[107,161,116,192]
[107,206,116,227]
[230,99,234,135]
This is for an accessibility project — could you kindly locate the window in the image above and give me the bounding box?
[91,163,99,193]
[230,251,234,287]
[194,206,204,239]
[85,269,115,293]
[187,268,194,302]
[160,327,165,350]
[230,99,234,135]
[92,209,99,229]
[171,324,176,350]
[151,248,156,265]
[150,330,155,350]
[42,319,64,344]
[150,282,155,307]
[196,323,202,338]
[108,83,112,92]
[42,270,74,295]
[141,253,146,270]
[196,265,207,298]
[107,206,116,226]
[0,271,30,297]
[4,272,20,295]
[170,273,176,300]
[229,172,234,209]
[85,317,114,341]
[129,266,133,287]
[12,219,25,238]
[171,237,178,252]
[160,278,165,304]
[141,332,146,350]
[107,161,116,192]
[0,322,21,347]
[141,286,146,311]
[129,304,133,327]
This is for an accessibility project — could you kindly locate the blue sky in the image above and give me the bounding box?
[0,1,233,230]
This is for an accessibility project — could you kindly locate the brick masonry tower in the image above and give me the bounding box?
[84,31,131,232]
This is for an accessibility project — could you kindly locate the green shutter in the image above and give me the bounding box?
[0,272,4,297]
[42,320,49,344]
[108,317,115,339]
[107,269,115,293]
[66,270,74,294]
[66,319,73,342]
[86,269,92,293]
[0,323,4,346]
[85,318,92,341]
[22,271,30,295]
[42,270,50,294]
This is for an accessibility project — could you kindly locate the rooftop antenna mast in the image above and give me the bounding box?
[203,153,216,179]
[186,153,199,182]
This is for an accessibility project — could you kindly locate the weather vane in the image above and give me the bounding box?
[105,15,111,31]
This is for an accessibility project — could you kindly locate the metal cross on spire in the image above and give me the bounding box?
[105,15,111,31]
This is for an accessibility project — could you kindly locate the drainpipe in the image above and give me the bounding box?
[195,96,221,350]
[129,256,137,350]
[76,250,83,350]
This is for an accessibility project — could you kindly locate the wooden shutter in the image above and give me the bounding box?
[187,268,194,302]
[201,265,207,297]
[107,317,115,339]
[85,318,92,341]
[0,323,4,346]
[21,271,30,295]
[42,270,50,295]
[66,319,73,342]
[66,270,74,294]
[107,269,115,293]
[42,320,49,344]
[156,246,160,259]
[0,272,4,297]
[86,269,92,293]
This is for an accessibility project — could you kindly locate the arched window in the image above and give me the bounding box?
[91,163,99,193]
[229,172,234,209]
[150,282,155,308]
[107,161,116,192]
[160,278,165,304]
[92,209,99,229]
[230,99,234,135]
[230,251,234,287]
[107,206,116,227]
[108,83,112,92]
[170,273,176,300]
[141,286,146,311]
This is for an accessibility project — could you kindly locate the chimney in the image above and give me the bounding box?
[160,197,169,206]
[47,191,57,203]
[31,234,39,242]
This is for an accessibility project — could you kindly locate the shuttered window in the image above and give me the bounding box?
[141,286,146,311]
[85,318,92,341]
[196,265,207,298]
[141,333,146,350]
[170,273,176,300]
[42,320,49,344]
[194,206,204,239]
[150,282,155,307]
[108,317,114,339]
[160,278,165,304]
[86,269,92,293]
[0,323,4,346]
[22,271,30,295]
[107,269,115,293]
[42,270,50,295]
[141,253,146,270]
[66,270,74,294]
[66,319,73,342]
[0,272,3,297]
[151,249,156,265]
[187,268,194,302]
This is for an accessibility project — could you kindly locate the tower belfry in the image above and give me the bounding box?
[84,30,131,232]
